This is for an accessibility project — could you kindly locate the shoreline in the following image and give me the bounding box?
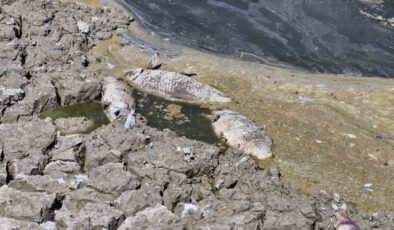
[1,0,393,228]
[79,0,394,212]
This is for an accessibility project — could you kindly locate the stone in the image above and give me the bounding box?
[0,186,57,222]
[54,117,95,135]
[0,163,7,186]
[43,161,81,178]
[0,119,57,161]
[8,174,74,193]
[118,204,183,230]
[49,135,85,163]
[125,68,231,103]
[0,217,43,230]
[115,185,162,215]
[212,110,272,160]
[87,163,141,195]
[52,78,101,106]
[55,203,125,230]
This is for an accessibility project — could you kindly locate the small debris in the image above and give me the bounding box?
[181,203,199,218]
[316,139,322,144]
[334,193,340,202]
[299,96,315,104]
[105,63,115,70]
[77,21,90,34]
[364,183,373,188]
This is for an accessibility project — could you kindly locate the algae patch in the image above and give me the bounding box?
[133,89,220,145]
[39,102,110,134]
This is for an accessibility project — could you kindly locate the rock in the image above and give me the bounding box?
[0,85,24,106]
[59,187,116,214]
[95,31,113,40]
[115,185,162,215]
[49,135,85,163]
[102,77,135,122]
[43,161,81,178]
[0,163,7,186]
[55,203,125,230]
[0,118,56,162]
[127,135,219,178]
[118,204,183,230]
[54,117,95,135]
[53,78,101,106]
[9,154,49,176]
[0,217,43,230]
[0,186,57,222]
[2,78,58,122]
[8,174,74,193]
[77,21,90,34]
[212,110,272,160]
[84,136,117,170]
[124,68,231,103]
[87,163,141,195]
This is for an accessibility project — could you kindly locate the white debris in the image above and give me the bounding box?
[182,147,192,154]
[298,96,315,104]
[56,178,65,184]
[181,203,199,218]
[364,183,373,188]
[40,221,57,230]
[345,133,357,139]
[316,139,322,144]
[333,193,340,202]
[74,174,88,186]
[105,63,115,70]
[235,156,250,168]
[77,21,90,34]
[176,146,182,152]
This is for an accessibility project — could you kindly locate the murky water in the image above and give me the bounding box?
[39,102,110,134]
[133,89,220,145]
[119,0,394,77]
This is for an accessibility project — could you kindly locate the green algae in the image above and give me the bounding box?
[39,102,110,134]
[133,89,220,145]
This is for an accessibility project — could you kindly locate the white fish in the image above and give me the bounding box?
[212,110,272,160]
[102,77,135,122]
[124,69,231,103]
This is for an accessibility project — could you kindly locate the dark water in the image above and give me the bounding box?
[119,0,394,77]
[133,89,220,144]
[39,102,110,133]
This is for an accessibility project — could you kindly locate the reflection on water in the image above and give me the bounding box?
[39,102,110,134]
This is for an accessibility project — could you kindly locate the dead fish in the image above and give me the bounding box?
[124,68,231,103]
[147,53,161,70]
[333,204,360,230]
[102,77,135,124]
[212,110,272,160]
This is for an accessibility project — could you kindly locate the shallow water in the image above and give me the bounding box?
[119,0,394,77]
[133,89,220,144]
[39,102,110,134]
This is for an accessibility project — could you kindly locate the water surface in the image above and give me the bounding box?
[119,0,394,77]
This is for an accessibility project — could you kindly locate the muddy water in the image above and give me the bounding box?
[39,102,110,134]
[133,89,220,145]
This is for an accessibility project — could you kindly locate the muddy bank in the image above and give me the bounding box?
[0,0,393,229]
